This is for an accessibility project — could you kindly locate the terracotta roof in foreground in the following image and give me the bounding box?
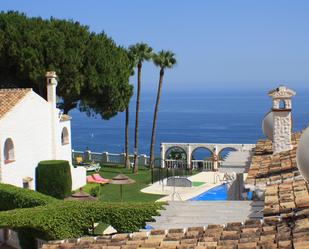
[0,88,32,118]
[264,178,309,217]
[42,216,309,249]
[246,133,302,188]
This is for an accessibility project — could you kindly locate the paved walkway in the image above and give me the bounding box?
[146,201,264,230]
[141,172,226,201]
[219,151,252,173]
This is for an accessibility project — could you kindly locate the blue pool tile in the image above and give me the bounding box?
[190,184,228,201]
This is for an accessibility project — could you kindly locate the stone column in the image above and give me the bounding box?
[213,145,219,171]
[186,145,191,169]
[268,86,296,154]
[161,144,165,168]
[102,152,109,164]
[139,154,148,166]
[120,153,126,165]
[273,111,293,153]
[84,150,91,162]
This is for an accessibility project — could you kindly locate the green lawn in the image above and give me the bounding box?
[192,181,206,187]
[85,165,164,202]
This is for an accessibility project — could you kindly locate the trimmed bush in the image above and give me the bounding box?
[36,160,72,199]
[0,201,164,240]
[89,185,100,197]
[0,183,57,211]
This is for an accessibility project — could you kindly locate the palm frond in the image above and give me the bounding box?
[128,42,153,65]
[152,50,177,69]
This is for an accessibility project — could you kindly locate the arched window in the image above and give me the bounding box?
[61,127,69,145]
[4,138,15,164]
[279,100,286,109]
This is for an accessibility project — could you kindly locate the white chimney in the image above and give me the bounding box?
[268,86,296,154]
[46,71,58,108]
[46,71,58,159]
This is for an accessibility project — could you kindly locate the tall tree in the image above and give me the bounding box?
[79,33,133,119]
[128,43,153,174]
[149,51,177,168]
[0,11,132,116]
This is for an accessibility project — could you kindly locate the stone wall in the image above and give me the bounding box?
[273,111,292,154]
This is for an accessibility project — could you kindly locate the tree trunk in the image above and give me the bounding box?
[38,81,47,101]
[125,107,131,169]
[149,68,164,168]
[63,101,77,114]
[133,63,142,174]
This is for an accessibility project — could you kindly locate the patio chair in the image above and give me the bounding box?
[87,175,109,184]
[87,175,97,183]
[75,156,84,165]
[93,173,110,183]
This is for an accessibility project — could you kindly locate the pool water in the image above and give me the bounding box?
[190,184,228,201]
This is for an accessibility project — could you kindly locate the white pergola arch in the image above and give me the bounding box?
[161,142,255,169]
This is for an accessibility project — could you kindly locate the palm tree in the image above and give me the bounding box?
[124,107,131,169]
[128,43,153,174]
[149,50,177,168]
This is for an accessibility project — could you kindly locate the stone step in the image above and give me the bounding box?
[222,151,252,166]
[163,201,252,207]
[153,214,249,222]
[146,200,263,230]
[145,222,212,230]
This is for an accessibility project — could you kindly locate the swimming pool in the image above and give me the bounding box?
[190,183,228,201]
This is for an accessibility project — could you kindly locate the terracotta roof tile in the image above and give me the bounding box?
[0,88,32,118]
[60,114,72,122]
[42,216,309,249]
[245,133,302,188]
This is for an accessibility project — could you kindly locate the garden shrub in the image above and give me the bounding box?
[0,201,164,240]
[89,185,100,197]
[0,184,164,245]
[0,183,57,211]
[36,160,72,199]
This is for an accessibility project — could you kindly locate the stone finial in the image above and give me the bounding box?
[268,86,296,110]
[45,71,57,79]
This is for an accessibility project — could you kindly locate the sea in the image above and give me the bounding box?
[70,87,309,158]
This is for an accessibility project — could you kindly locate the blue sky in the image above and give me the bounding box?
[1,0,309,91]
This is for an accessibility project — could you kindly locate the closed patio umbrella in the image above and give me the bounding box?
[65,188,97,201]
[109,174,135,201]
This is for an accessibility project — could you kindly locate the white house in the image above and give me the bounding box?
[0,71,86,191]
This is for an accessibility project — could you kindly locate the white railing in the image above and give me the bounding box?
[191,160,214,171]
[164,159,187,168]
[72,150,220,170]
[72,150,149,166]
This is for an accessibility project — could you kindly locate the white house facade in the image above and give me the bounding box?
[0,71,86,191]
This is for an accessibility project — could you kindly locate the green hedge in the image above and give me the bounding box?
[36,160,72,199]
[0,201,164,240]
[0,183,57,211]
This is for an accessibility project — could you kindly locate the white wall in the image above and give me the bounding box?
[56,120,72,164]
[71,166,86,190]
[56,119,86,190]
[0,93,52,189]
[0,91,86,190]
